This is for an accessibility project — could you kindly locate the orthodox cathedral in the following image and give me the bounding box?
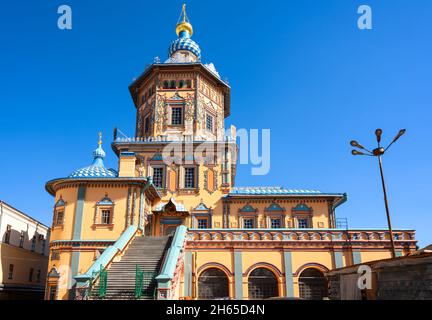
[44,5,417,300]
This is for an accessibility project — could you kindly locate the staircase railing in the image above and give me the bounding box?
[155,225,187,300]
[135,265,144,299]
[98,265,108,298]
[74,225,139,299]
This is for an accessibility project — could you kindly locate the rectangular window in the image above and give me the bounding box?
[19,231,25,248]
[8,264,14,279]
[206,114,214,132]
[298,218,309,229]
[31,236,36,252]
[144,117,150,134]
[243,218,254,229]
[4,225,11,244]
[56,211,64,226]
[36,269,41,283]
[197,218,208,229]
[271,218,282,229]
[29,268,34,282]
[171,107,183,125]
[101,210,111,224]
[184,167,196,189]
[51,250,60,261]
[153,167,164,189]
[48,286,57,300]
[41,239,46,255]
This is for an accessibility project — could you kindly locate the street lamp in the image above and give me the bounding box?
[350,129,406,258]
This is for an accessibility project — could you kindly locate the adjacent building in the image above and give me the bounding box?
[0,201,50,299]
[44,5,417,300]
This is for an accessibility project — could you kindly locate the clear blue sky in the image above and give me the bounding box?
[1,0,431,247]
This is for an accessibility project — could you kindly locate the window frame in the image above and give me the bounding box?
[184,167,196,189]
[171,106,183,126]
[152,166,166,189]
[8,264,14,279]
[100,209,112,225]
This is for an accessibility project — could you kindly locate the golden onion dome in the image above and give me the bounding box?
[176,21,193,37]
[176,4,193,37]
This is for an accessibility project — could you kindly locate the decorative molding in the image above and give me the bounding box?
[243,262,283,277]
[196,262,233,278]
[293,263,330,277]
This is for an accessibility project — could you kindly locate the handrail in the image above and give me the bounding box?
[155,225,187,299]
[156,225,187,281]
[75,225,138,289]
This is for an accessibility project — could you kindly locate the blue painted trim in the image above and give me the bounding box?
[283,251,294,297]
[160,218,183,225]
[183,251,193,297]
[156,225,187,281]
[74,225,138,286]
[334,251,344,269]
[395,250,403,257]
[234,251,243,299]
[353,250,362,265]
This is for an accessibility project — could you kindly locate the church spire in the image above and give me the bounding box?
[176,4,193,37]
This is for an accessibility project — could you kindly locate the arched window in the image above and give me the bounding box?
[163,81,169,89]
[248,268,278,299]
[298,268,328,300]
[169,80,176,89]
[198,268,229,299]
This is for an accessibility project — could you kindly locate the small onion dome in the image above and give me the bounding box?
[168,4,201,60]
[68,133,118,179]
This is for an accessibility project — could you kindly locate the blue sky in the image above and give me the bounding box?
[0,0,431,247]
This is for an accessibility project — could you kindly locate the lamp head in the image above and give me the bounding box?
[375,129,383,143]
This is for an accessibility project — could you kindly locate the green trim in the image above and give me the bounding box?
[234,250,243,299]
[72,185,86,240]
[283,251,294,297]
[353,250,362,265]
[334,251,344,269]
[395,250,403,257]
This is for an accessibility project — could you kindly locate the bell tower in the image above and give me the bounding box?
[129,4,231,142]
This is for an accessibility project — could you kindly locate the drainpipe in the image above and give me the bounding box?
[331,193,348,228]
[139,177,153,235]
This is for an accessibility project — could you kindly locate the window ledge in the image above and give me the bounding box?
[92,224,114,230]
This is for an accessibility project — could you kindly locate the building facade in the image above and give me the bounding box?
[0,201,50,299]
[45,5,417,300]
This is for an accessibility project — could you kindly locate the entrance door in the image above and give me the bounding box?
[163,225,179,236]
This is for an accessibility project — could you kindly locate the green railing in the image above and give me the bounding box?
[135,265,144,299]
[98,265,108,298]
[143,271,156,298]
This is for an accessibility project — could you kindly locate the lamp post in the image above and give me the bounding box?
[350,129,406,258]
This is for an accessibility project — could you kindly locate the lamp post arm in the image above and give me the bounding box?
[377,156,397,258]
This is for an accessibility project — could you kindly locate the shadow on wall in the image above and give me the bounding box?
[1,228,48,300]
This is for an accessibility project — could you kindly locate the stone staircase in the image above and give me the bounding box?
[90,235,171,300]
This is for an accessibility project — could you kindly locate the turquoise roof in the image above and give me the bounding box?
[229,187,324,196]
[68,141,118,179]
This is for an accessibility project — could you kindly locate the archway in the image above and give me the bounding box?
[248,268,279,299]
[298,268,328,300]
[198,268,229,299]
